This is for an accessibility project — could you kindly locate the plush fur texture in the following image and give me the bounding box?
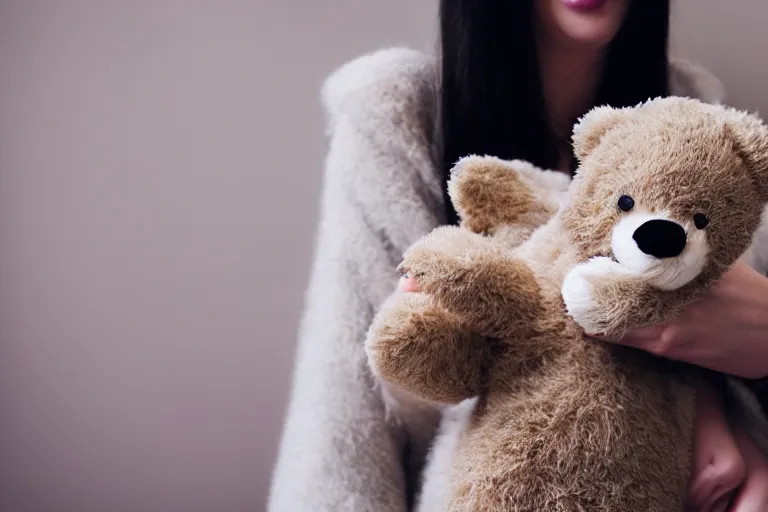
[268,47,768,512]
[365,97,768,511]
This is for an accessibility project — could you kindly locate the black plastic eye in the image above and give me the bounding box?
[694,213,709,230]
[618,195,635,212]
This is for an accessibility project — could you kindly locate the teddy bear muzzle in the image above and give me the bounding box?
[632,219,688,259]
[611,211,707,291]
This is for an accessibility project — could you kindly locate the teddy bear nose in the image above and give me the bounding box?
[632,219,687,259]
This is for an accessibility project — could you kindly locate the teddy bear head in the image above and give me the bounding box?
[561,96,768,291]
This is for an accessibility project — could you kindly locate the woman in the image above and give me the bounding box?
[269,1,768,510]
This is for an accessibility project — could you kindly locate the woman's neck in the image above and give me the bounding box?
[537,40,606,167]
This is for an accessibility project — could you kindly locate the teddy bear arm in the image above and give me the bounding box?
[562,257,680,336]
[365,292,489,404]
[448,156,563,236]
[595,283,668,337]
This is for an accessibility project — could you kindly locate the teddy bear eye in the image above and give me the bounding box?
[617,195,635,212]
[694,213,709,230]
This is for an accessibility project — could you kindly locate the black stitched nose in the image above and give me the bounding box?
[632,219,687,259]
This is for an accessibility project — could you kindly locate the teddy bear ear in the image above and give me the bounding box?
[721,107,768,203]
[571,105,632,162]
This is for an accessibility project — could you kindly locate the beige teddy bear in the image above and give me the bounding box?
[365,96,768,511]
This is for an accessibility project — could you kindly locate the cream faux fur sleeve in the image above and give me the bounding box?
[267,48,445,512]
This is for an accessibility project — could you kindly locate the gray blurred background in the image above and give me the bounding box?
[0,1,765,510]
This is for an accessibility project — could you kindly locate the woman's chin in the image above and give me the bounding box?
[556,16,625,46]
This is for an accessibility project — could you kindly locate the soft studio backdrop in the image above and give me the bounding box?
[0,1,764,510]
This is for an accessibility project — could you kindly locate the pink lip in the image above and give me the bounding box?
[561,0,607,11]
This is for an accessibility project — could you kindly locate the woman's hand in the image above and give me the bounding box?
[687,384,745,512]
[729,427,768,511]
[686,382,768,512]
[597,261,768,379]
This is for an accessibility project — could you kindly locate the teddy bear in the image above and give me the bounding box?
[364,96,768,511]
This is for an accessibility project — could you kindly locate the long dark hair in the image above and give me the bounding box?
[439,0,670,225]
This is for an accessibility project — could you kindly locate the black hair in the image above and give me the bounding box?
[439,0,670,225]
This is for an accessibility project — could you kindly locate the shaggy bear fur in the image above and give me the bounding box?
[364,96,768,511]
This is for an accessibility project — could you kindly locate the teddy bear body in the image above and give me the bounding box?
[408,223,697,510]
[366,97,768,511]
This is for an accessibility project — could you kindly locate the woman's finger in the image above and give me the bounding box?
[590,325,665,348]
[398,273,421,293]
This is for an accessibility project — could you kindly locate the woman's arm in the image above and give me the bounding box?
[602,261,768,379]
[267,48,444,511]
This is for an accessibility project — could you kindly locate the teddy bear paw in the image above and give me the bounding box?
[561,256,632,335]
[397,227,484,298]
